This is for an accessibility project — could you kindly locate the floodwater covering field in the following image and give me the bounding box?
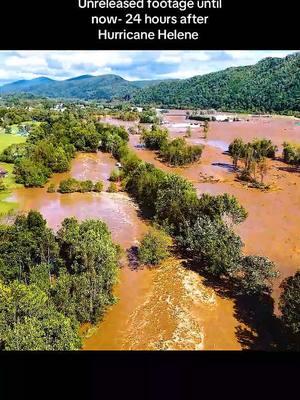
[104,112,300,300]
[4,111,300,350]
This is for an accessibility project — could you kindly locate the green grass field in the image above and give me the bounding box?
[0,132,26,153]
[0,133,26,216]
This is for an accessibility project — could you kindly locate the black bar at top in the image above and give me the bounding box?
[0,0,297,50]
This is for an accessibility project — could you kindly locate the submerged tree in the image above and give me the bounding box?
[282,142,300,167]
[229,138,246,169]
[185,126,192,138]
[257,157,269,184]
[229,138,275,185]
[203,121,209,139]
[160,138,203,166]
[140,125,169,150]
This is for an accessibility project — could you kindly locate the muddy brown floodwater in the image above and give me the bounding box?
[120,111,300,305]
[7,147,244,350]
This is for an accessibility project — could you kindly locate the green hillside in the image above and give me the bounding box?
[132,53,300,113]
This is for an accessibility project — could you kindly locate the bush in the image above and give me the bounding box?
[58,179,98,194]
[0,180,6,191]
[58,178,80,194]
[79,180,94,193]
[128,126,139,135]
[93,181,104,192]
[47,183,56,193]
[160,138,203,166]
[138,228,172,266]
[0,143,28,164]
[107,182,118,193]
[110,169,123,182]
[140,125,169,150]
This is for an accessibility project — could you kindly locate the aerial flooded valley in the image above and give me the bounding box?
[103,111,300,306]
[0,51,299,352]
[4,109,299,350]
[6,137,242,350]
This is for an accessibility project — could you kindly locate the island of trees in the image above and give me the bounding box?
[140,125,203,166]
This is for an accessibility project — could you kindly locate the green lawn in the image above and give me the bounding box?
[0,132,26,153]
[0,120,40,136]
[0,133,26,216]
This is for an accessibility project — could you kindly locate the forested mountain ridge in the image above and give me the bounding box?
[0,74,137,100]
[0,77,55,93]
[0,74,177,100]
[133,53,300,113]
[0,53,299,112]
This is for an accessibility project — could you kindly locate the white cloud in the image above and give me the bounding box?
[0,50,297,85]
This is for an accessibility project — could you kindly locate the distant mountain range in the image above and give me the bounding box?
[0,74,173,101]
[1,53,299,112]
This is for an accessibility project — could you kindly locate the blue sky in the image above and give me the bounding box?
[0,50,297,85]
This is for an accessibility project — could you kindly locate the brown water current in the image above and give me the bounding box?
[8,149,242,350]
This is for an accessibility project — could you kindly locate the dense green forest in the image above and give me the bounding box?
[133,53,300,113]
[0,53,299,113]
[0,211,119,350]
